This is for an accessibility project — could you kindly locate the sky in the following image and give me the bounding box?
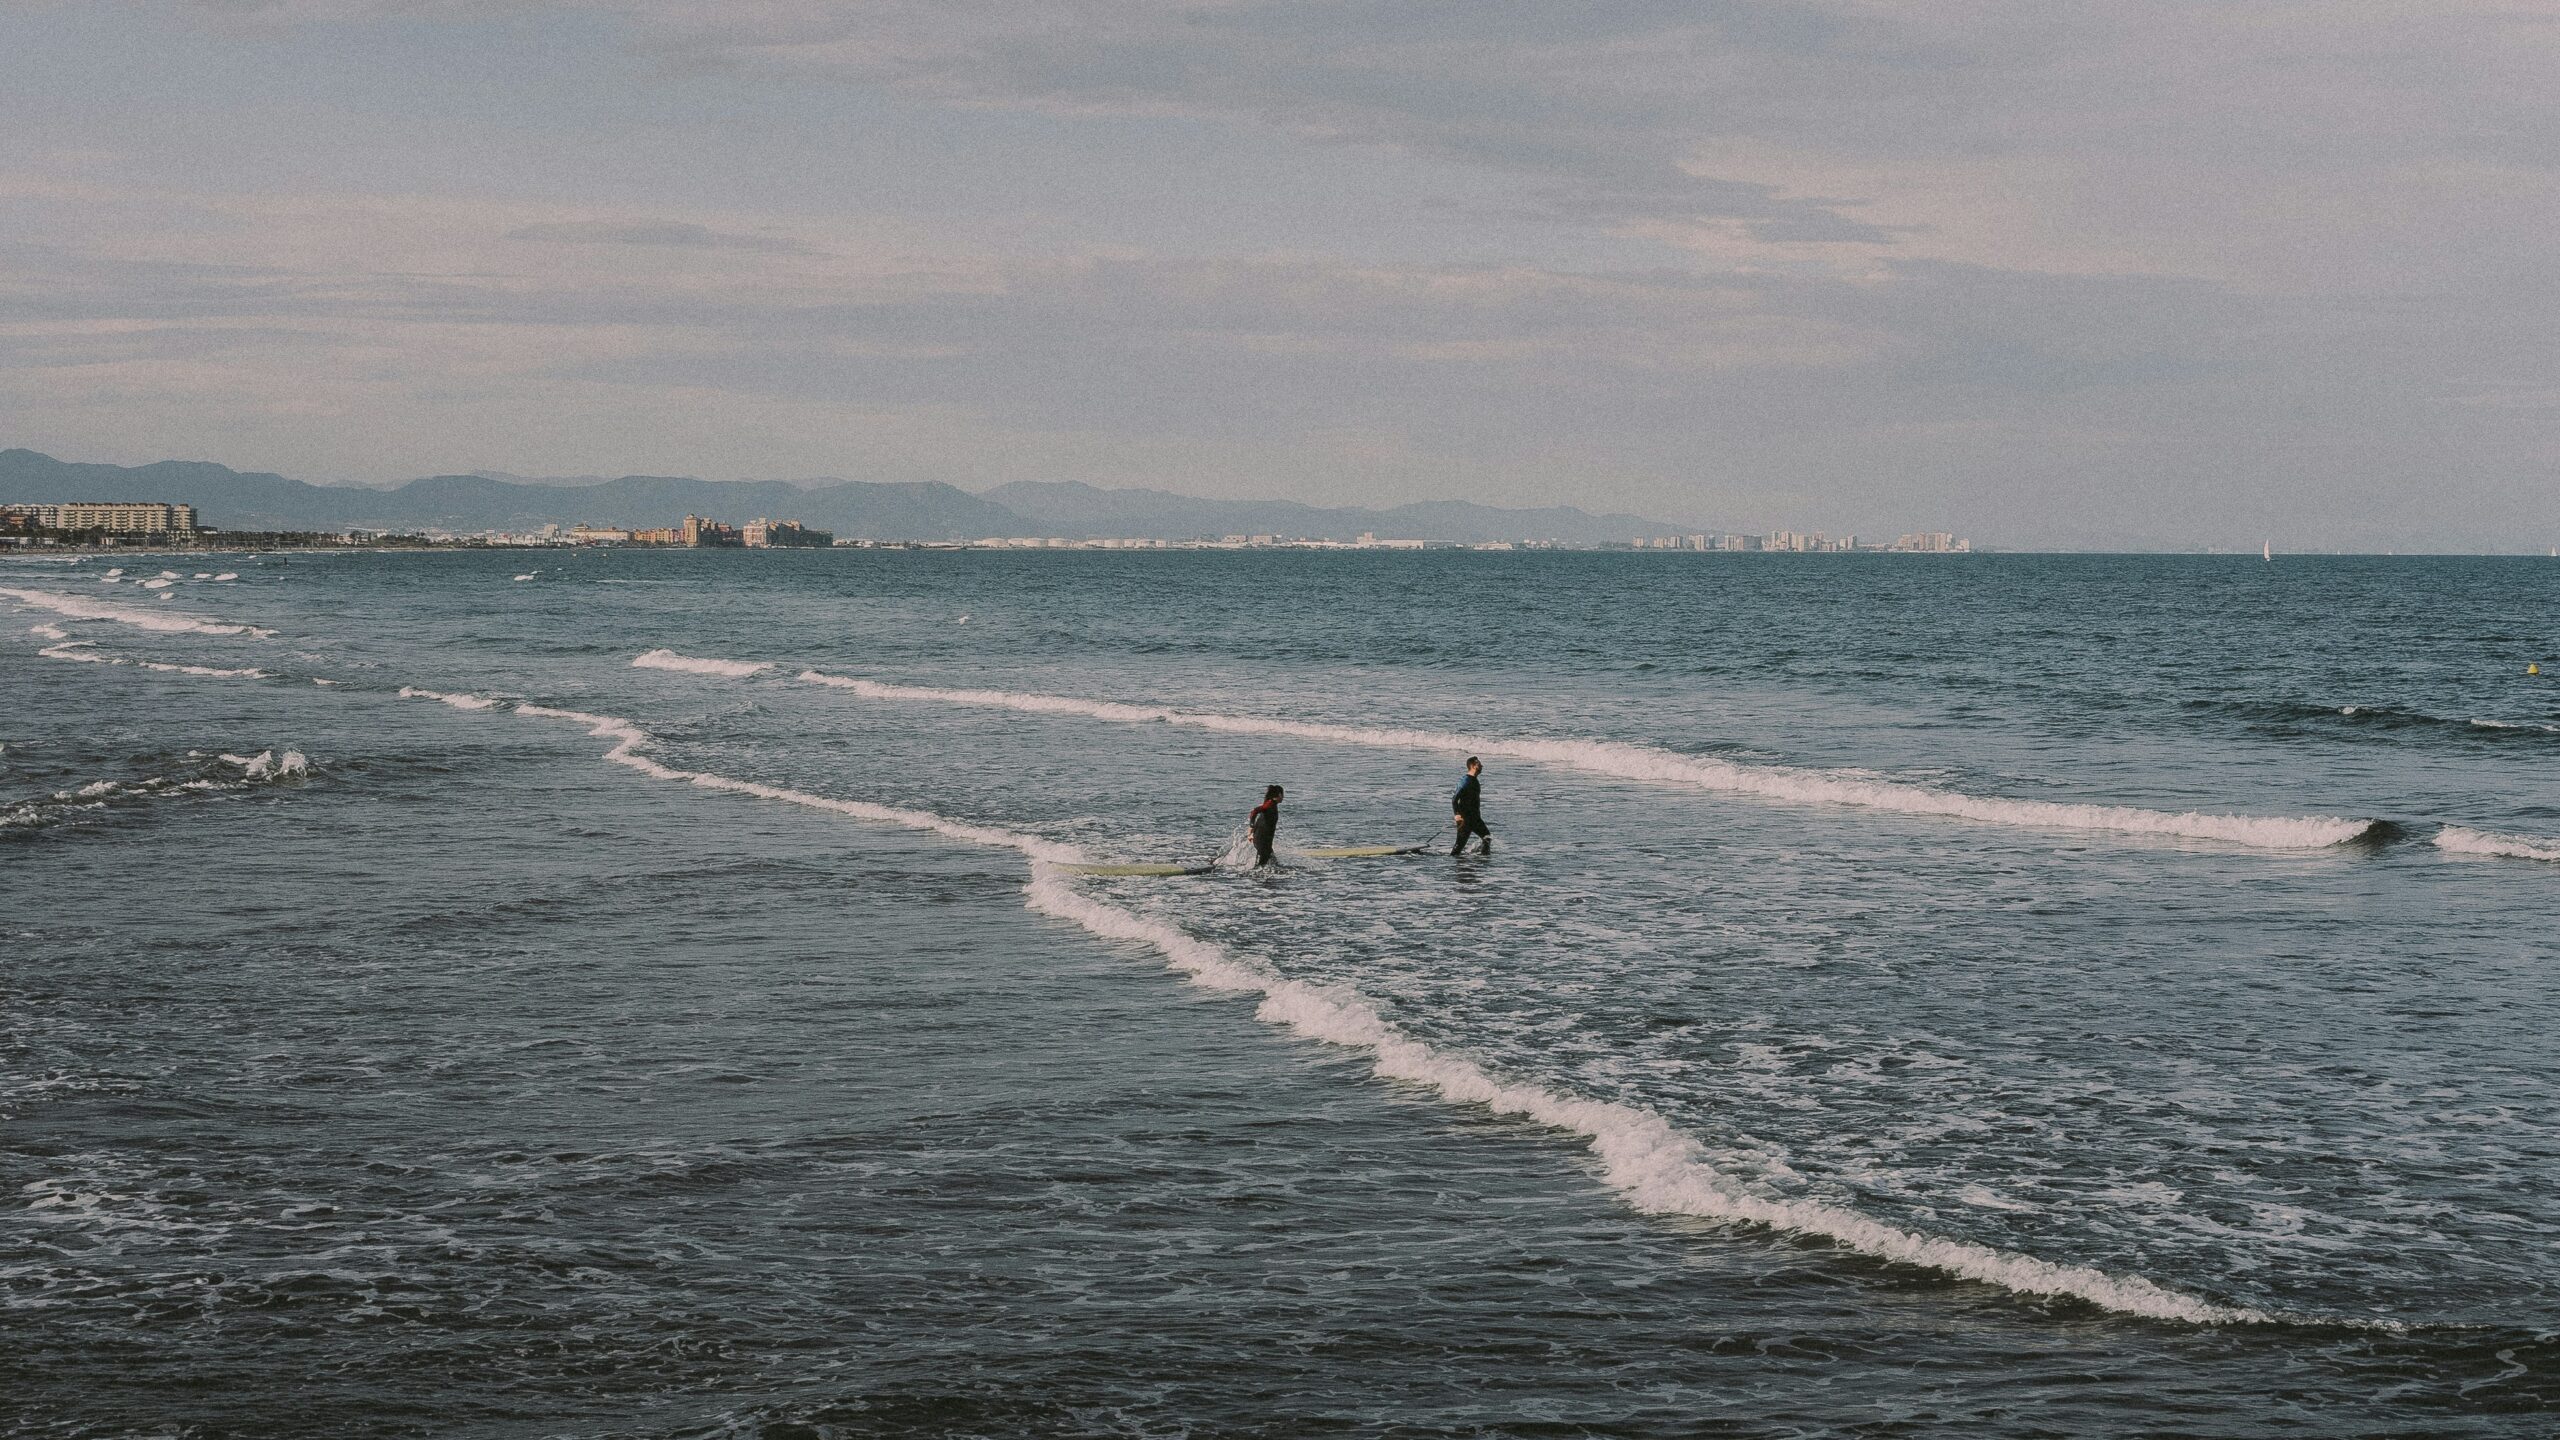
[1,2,2555,549]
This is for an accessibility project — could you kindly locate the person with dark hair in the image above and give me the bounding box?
[1450,758,1491,856]
[1248,784,1284,867]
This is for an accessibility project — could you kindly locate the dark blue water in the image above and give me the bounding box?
[6,550,2558,1436]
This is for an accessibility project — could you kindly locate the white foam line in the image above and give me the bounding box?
[2435,826,2560,863]
[396,685,500,711]
[0,585,274,637]
[137,661,270,679]
[632,648,773,679]
[793,671,2376,851]
[32,638,267,679]
[391,684,2273,1324]
[29,623,67,639]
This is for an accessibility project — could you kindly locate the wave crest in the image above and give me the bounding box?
[1,585,275,637]
[4,750,312,833]
[792,672,2379,851]
[631,649,773,679]
[2435,826,2560,863]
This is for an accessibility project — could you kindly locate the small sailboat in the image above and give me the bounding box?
[2262,540,2272,561]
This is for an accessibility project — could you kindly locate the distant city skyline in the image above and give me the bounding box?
[3,5,2556,551]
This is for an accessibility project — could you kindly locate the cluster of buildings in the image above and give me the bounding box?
[1631,530,1971,553]
[0,497,1972,556]
[2,500,199,539]
[563,516,833,548]
[950,532,1492,551]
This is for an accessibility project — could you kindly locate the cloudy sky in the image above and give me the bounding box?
[3,2,2555,548]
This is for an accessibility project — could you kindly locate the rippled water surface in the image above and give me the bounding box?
[6,549,2559,1437]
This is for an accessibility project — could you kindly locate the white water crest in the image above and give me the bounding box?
[138,661,271,679]
[631,649,773,679]
[792,671,2379,851]
[29,623,68,639]
[218,750,310,780]
[2435,826,2560,863]
[4,751,309,831]
[0,585,275,637]
[388,685,2277,1324]
[396,686,500,711]
[31,638,267,679]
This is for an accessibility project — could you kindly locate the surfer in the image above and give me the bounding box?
[1450,757,1491,856]
[1248,784,1284,867]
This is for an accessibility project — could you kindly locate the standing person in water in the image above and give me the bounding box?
[1450,757,1492,856]
[1247,784,1284,867]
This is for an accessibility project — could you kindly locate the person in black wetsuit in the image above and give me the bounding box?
[1248,784,1284,867]
[1450,757,1491,855]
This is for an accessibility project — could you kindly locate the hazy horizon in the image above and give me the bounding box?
[5,4,2557,551]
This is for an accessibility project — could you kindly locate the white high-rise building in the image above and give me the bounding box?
[4,501,198,534]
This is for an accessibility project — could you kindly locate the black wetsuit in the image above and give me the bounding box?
[1451,773,1491,855]
[1248,798,1281,866]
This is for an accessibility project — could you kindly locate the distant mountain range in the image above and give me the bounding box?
[0,450,1687,544]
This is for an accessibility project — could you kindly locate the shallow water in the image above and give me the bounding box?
[5,549,2559,1436]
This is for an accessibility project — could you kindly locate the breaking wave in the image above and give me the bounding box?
[2,750,311,834]
[218,749,310,780]
[389,684,2275,1324]
[396,686,501,711]
[790,671,2380,851]
[32,639,268,679]
[2468,718,2560,736]
[631,649,773,679]
[0,585,275,637]
[137,661,270,679]
[2435,826,2560,863]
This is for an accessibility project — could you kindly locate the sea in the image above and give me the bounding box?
[5,547,2558,1438]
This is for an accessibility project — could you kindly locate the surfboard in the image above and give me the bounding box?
[1052,862,1216,877]
[1299,845,1427,859]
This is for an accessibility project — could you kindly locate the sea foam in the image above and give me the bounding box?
[139,661,271,679]
[217,750,310,780]
[631,649,773,679]
[0,585,275,637]
[391,683,2275,1324]
[34,639,268,679]
[3,750,310,832]
[2435,826,2560,863]
[396,686,500,711]
[793,671,2379,851]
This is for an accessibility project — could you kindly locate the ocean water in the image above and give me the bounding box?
[5,548,2558,1437]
